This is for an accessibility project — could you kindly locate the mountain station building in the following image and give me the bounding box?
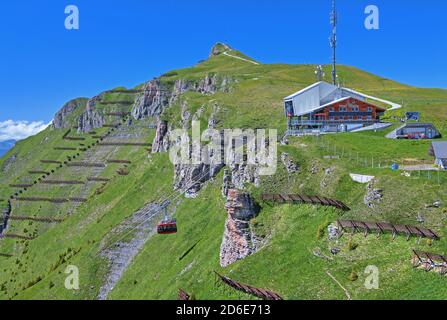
[284,81,386,134]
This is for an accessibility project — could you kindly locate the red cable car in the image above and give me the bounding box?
[157,205,177,235]
[157,219,178,235]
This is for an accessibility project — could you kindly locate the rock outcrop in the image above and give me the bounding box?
[77,95,106,132]
[1,154,17,173]
[364,180,383,208]
[132,80,172,120]
[327,223,340,241]
[281,152,299,174]
[220,189,260,267]
[132,75,233,121]
[53,98,87,129]
[152,119,169,153]
[221,140,262,196]
[174,159,224,198]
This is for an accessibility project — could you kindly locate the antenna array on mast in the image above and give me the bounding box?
[330,0,338,85]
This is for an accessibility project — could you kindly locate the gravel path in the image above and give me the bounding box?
[97,202,166,300]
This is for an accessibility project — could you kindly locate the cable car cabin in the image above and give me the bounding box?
[157,219,177,235]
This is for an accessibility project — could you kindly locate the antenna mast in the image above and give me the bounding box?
[330,0,338,85]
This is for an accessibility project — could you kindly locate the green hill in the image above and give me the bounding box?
[1,44,447,300]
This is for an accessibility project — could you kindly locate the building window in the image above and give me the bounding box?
[329,107,335,112]
[329,116,334,121]
[367,115,372,120]
[339,106,347,112]
[285,101,294,117]
[351,106,359,112]
[367,107,373,112]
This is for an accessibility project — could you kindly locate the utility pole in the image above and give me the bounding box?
[330,0,338,86]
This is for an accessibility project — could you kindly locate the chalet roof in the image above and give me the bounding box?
[284,81,332,100]
[284,81,385,117]
[319,96,386,111]
[432,141,447,159]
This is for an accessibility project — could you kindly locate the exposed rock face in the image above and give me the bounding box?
[75,94,106,132]
[1,154,17,173]
[364,180,383,208]
[53,98,87,129]
[174,160,224,198]
[152,119,169,153]
[197,74,232,94]
[132,80,172,120]
[229,163,260,190]
[220,189,260,267]
[222,169,232,197]
[221,142,261,196]
[281,152,299,174]
[0,200,11,234]
[327,223,340,241]
[132,75,232,121]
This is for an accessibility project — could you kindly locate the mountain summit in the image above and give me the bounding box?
[209,42,232,57]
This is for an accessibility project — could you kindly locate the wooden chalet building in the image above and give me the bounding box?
[284,81,386,134]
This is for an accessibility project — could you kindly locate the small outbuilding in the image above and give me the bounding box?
[396,123,440,139]
[431,141,447,170]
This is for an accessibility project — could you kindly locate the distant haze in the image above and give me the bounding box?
[0,139,16,157]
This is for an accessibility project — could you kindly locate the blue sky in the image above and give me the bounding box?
[0,0,446,135]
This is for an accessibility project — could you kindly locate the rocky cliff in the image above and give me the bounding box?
[53,98,88,129]
[220,189,260,267]
[173,145,225,198]
[77,94,106,133]
[151,118,170,153]
[131,74,233,121]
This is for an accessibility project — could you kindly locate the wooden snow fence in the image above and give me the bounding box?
[9,184,33,188]
[9,216,64,223]
[28,170,50,175]
[178,289,191,301]
[215,272,283,300]
[15,197,87,204]
[412,250,447,274]
[66,162,106,168]
[87,177,111,182]
[63,129,85,141]
[262,194,350,211]
[54,147,78,151]
[337,220,440,240]
[1,233,35,240]
[98,142,151,147]
[41,180,85,185]
[106,160,131,164]
[103,124,120,128]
